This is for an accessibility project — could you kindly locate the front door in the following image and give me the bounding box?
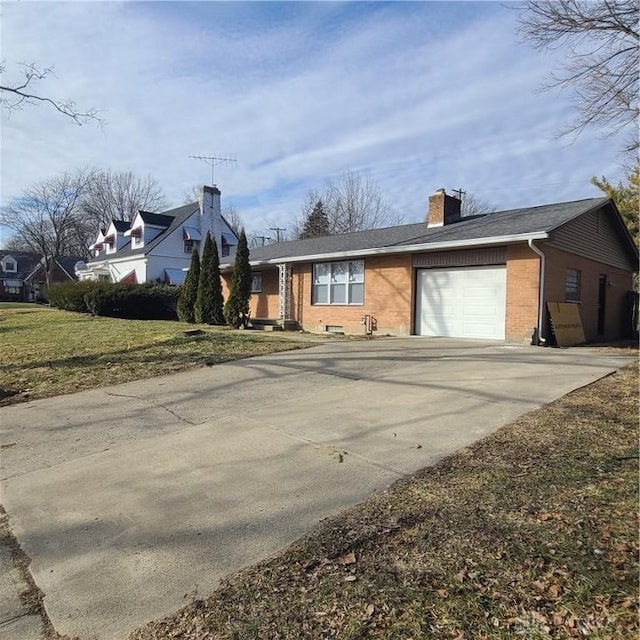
[597,274,607,335]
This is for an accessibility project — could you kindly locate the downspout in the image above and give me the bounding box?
[528,238,546,345]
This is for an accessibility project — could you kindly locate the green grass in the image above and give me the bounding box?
[0,303,311,404]
[130,365,639,640]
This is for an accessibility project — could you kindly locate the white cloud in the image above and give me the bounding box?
[1,1,631,242]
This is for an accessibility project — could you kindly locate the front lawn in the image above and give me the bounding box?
[0,304,311,404]
[131,365,639,640]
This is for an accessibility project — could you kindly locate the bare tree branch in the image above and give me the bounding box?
[0,169,93,284]
[518,1,639,154]
[0,61,105,126]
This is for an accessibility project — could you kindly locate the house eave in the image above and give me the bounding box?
[236,232,550,268]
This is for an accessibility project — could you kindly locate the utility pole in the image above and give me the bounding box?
[188,154,236,187]
[255,235,271,247]
[269,227,286,243]
[452,187,466,200]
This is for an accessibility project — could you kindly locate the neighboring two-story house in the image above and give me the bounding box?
[0,251,79,302]
[76,185,237,284]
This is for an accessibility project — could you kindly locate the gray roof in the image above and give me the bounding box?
[139,211,176,227]
[111,220,130,233]
[245,197,611,263]
[88,202,198,263]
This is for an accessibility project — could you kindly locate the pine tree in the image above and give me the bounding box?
[299,199,330,239]
[224,230,252,328]
[194,232,224,325]
[591,162,639,244]
[177,249,200,323]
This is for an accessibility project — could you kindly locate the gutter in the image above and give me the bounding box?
[228,232,550,269]
[528,238,546,345]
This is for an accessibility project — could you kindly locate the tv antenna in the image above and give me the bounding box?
[189,154,236,187]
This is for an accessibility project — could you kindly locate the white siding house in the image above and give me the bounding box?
[76,186,238,284]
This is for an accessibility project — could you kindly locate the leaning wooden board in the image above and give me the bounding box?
[547,302,586,347]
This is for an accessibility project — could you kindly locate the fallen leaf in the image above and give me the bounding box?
[344,575,357,582]
[337,552,356,566]
[364,603,374,618]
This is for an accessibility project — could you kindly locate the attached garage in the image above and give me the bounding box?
[416,266,507,339]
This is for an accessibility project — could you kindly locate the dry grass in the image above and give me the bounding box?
[0,304,311,405]
[130,365,639,640]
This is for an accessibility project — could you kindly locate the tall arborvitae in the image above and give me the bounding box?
[176,249,200,323]
[224,230,252,328]
[300,199,330,239]
[194,232,224,325]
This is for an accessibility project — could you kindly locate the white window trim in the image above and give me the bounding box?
[251,272,263,293]
[2,260,17,273]
[312,259,364,306]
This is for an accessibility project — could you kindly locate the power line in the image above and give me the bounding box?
[269,227,286,243]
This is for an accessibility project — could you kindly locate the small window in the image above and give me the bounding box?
[3,260,17,273]
[313,260,364,305]
[5,285,20,294]
[251,272,263,293]
[184,239,200,253]
[566,269,581,302]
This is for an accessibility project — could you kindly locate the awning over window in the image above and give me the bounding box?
[164,268,187,285]
[183,227,202,241]
[4,280,22,287]
[221,232,237,245]
[120,270,137,284]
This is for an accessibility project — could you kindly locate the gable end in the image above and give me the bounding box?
[547,203,638,271]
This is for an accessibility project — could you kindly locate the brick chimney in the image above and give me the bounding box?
[427,188,461,228]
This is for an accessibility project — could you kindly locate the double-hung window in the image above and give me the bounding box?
[313,260,364,305]
[565,268,581,302]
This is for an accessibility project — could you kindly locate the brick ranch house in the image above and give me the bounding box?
[76,186,238,284]
[0,251,79,302]
[221,190,638,344]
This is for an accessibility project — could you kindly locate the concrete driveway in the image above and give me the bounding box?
[0,338,634,639]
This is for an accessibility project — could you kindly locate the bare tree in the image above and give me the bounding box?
[0,170,92,284]
[221,205,244,236]
[0,62,104,126]
[325,171,403,233]
[81,169,168,228]
[460,193,497,217]
[518,1,639,154]
[182,185,201,204]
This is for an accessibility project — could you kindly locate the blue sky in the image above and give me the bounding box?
[0,1,632,243]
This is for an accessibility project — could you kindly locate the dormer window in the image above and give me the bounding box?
[131,228,143,248]
[2,258,17,273]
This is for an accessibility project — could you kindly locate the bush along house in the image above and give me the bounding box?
[220,189,638,344]
[75,186,238,285]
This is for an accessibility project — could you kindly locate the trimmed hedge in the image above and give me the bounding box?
[84,283,180,320]
[49,281,180,320]
[48,280,104,313]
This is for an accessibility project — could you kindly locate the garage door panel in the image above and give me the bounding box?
[417,266,506,340]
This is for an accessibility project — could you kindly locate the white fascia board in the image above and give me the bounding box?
[246,233,549,267]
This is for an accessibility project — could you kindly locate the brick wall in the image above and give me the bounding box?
[292,254,414,335]
[505,244,540,343]
[542,244,634,341]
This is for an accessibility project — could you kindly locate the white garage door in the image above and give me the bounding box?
[416,266,506,339]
